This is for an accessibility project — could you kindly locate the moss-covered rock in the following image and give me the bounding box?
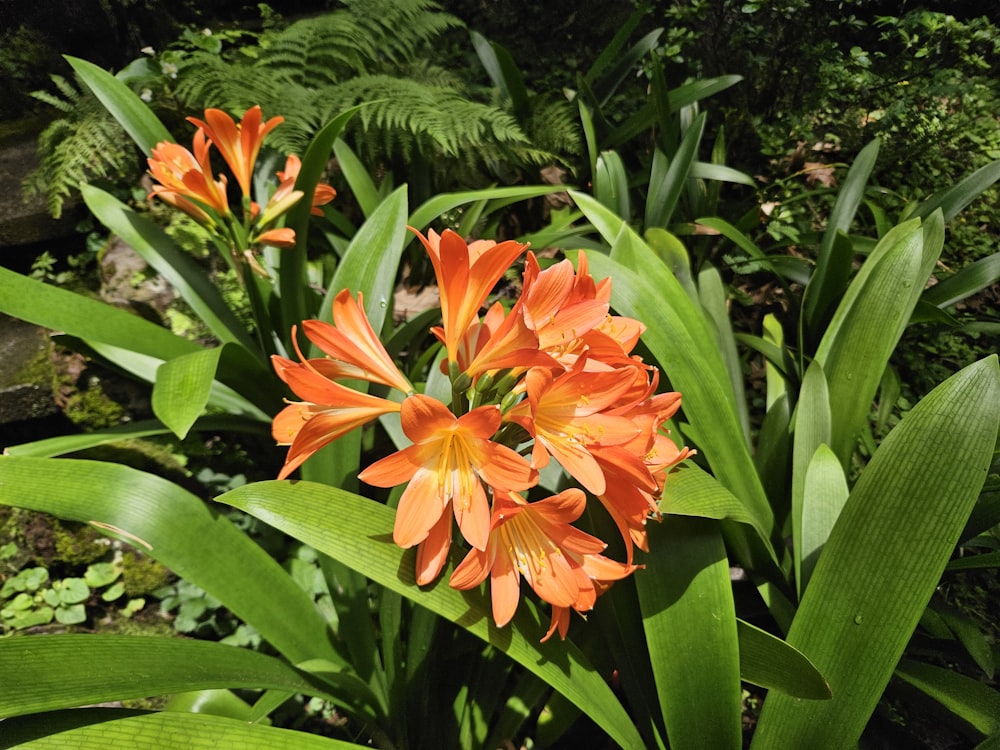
[120,549,172,596]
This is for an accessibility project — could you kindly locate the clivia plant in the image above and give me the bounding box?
[0,51,998,750]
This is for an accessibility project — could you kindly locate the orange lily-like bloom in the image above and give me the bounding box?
[359,395,538,582]
[410,228,528,364]
[594,390,689,560]
[520,253,610,355]
[302,290,414,394]
[450,488,635,640]
[505,362,643,495]
[276,154,337,216]
[147,132,230,223]
[188,105,283,198]
[271,358,401,480]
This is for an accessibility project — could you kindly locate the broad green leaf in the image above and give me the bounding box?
[281,106,362,330]
[909,159,1000,223]
[936,605,996,678]
[688,161,756,186]
[0,457,344,670]
[798,444,849,593]
[594,150,631,218]
[922,251,1000,309]
[1,416,260,457]
[153,348,224,439]
[736,619,831,700]
[81,185,257,352]
[699,265,751,443]
[790,361,832,597]
[751,356,1000,748]
[218,480,646,750]
[66,55,172,154]
[0,709,362,749]
[645,113,706,229]
[334,138,380,218]
[803,139,880,337]
[164,689,262,722]
[660,464,776,564]
[667,75,744,112]
[85,341,270,422]
[324,186,408,334]
[408,185,567,233]
[636,516,741,750]
[644,227,696,299]
[0,635,376,721]
[895,659,1000,735]
[588,28,662,106]
[470,31,529,118]
[947,551,1000,571]
[0,266,198,363]
[814,213,943,466]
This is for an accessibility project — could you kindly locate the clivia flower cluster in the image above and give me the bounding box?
[272,229,692,640]
[147,106,335,278]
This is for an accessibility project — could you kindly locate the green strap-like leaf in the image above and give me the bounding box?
[0,709,363,749]
[660,464,777,564]
[408,186,567,233]
[3,416,265,458]
[751,356,1000,749]
[333,138,381,219]
[922,251,1000,309]
[791,361,832,596]
[66,55,172,154]
[594,150,631,218]
[153,347,225,439]
[645,113,706,229]
[895,659,1000,736]
[81,185,257,352]
[0,457,344,671]
[636,516,742,750]
[814,213,944,466]
[909,159,1000,223]
[323,186,409,334]
[218,480,646,750]
[737,619,831,700]
[798,444,849,594]
[0,636,376,722]
[699,265,751,443]
[281,106,362,331]
[802,139,880,337]
[0,266,198,363]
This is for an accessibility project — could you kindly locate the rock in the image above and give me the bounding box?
[0,314,56,425]
[0,135,83,251]
[99,237,176,322]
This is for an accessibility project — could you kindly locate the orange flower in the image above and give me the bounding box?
[448,300,555,381]
[594,390,690,560]
[302,290,414,394]
[147,132,230,222]
[359,395,537,583]
[450,488,635,639]
[520,253,610,355]
[255,227,296,248]
[188,105,283,198]
[504,363,643,495]
[277,154,336,216]
[411,228,527,364]
[271,357,401,480]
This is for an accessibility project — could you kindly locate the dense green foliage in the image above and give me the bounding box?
[1,2,999,748]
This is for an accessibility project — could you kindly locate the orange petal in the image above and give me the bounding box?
[392,468,448,548]
[415,510,453,585]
